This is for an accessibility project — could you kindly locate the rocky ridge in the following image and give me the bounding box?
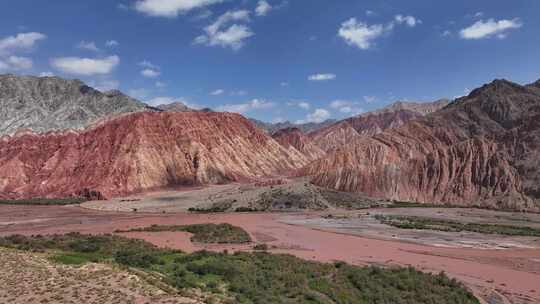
[0,74,152,135]
[302,80,540,211]
[0,112,309,200]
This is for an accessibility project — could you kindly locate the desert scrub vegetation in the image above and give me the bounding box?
[0,197,87,205]
[0,233,479,304]
[376,215,540,237]
[116,223,252,244]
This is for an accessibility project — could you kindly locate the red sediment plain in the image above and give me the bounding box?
[0,205,539,303]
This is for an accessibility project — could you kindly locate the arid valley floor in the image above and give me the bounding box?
[1,183,539,304]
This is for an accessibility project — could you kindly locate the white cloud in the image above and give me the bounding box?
[366,10,375,16]
[474,12,484,18]
[135,0,224,17]
[330,99,364,115]
[460,18,522,40]
[230,90,247,96]
[106,40,119,47]
[139,60,159,69]
[255,0,272,16]
[338,15,420,50]
[298,101,310,110]
[442,30,452,37]
[287,100,310,110]
[305,108,331,123]
[363,95,377,103]
[155,81,166,88]
[77,41,100,52]
[39,71,55,77]
[216,98,274,114]
[51,55,120,76]
[280,82,289,87]
[194,10,254,50]
[138,60,160,78]
[0,56,33,71]
[338,18,386,50]
[0,32,46,55]
[308,73,336,81]
[0,56,34,71]
[210,89,224,95]
[141,68,161,78]
[394,15,421,27]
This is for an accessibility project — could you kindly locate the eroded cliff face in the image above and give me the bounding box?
[272,127,326,162]
[0,112,309,199]
[308,100,449,152]
[303,80,540,211]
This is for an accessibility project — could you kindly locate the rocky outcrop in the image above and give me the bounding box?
[303,80,540,211]
[0,112,309,200]
[156,101,194,112]
[250,118,337,134]
[272,127,325,161]
[309,100,449,151]
[0,74,152,135]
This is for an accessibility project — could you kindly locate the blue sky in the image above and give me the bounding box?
[1,0,539,123]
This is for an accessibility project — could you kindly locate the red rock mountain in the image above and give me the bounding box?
[271,127,325,161]
[0,112,309,200]
[308,100,449,152]
[302,80,540,211]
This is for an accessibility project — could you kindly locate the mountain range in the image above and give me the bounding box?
[1,74,539,211]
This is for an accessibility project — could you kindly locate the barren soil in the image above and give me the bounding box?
[0,247,202,304]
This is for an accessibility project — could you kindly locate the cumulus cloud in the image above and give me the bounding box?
[135,0,224,17]
[255,0,272,16]
[155,81,166,88]
[338,18,386,50]
[394,15,421,27]
[338,15,420,50]
[216,98,274,114]
[194,10,254,50]
[139,60,159,69]
[230,90,248,96]
[363,95,377,103]
[51,55,120,76]
[77,41,100,52]
[141,68,160,78]
[287,100,310,110]
[105,40,119,47]
[330,99,363,115]
[460,18,522,39]
[138,60,160,78]
[0,56,33,71]
[0,32,46,55]
[304,109,331,123]
[308,73,336,81]
[210,89,224,95]
[298,101,310,110]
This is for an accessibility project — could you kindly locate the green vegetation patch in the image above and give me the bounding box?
[0,233,479,304]
[376,215,540,237]
[117,223,252,244]
[0,198,87,206]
